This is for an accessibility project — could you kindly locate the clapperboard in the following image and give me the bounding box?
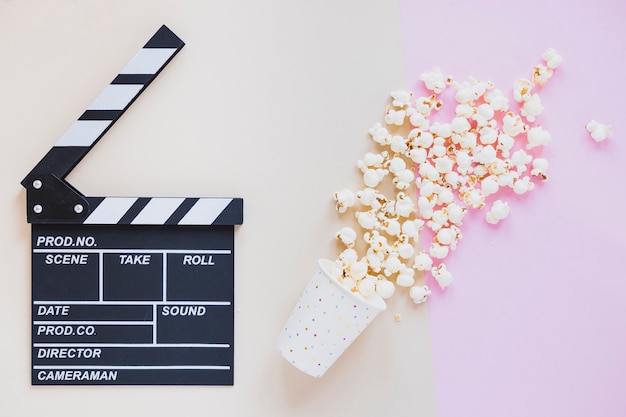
[21,26,243,386]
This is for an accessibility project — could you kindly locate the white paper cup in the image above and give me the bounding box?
[276,259,386,377]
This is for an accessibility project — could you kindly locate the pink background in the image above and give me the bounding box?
[399,0,626,415]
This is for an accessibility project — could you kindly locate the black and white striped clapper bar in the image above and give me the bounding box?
[21,26,243,386]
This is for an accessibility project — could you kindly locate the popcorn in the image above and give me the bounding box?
[349,261,368,280]
[402,219,424,238]
[339,248,358,265]
[375,279,395,299]
[385,108,406,126]
[409,285,432,304]
[369,123,391,145]
[512,176,535,195]
[409,112,429,129]
[513,79,532,102]
[485,200,510,224]
[357,152,385,172]
[510,149,532,168]
[429,122,452,138]
[451,117,471,134]
[502,113,527,137]
[395,192,416,217]
[331,49,561,306]
[520,94,544,122]
[420,68,447,94]
[392,169,415,190]
[413,252,433,271]
[435,228,456,246]
[542,48,562,69]
[396,266,415,287]
[480,175,499,196]
[585,120,612,142]
[532,64,553,86]
[358,277,376,297]
[531,158,548,180]
[334,189,356,213]
[396,242,416,259]
[473,103,495,126]
[336,226,357,247]
[429,242,449,259]
[526,126,551,149]
[446,203,466,225]
[484,88,509,112]
[363,168,388,188]
[478,126,498,145]
[390,135,408,153]
[431,264,453,289]
[391,90,412,108]
[356,211,378,230]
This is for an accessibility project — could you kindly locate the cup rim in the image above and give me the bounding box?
[317,259,387,312]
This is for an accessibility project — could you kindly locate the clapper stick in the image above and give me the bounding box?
[22,26,243,386]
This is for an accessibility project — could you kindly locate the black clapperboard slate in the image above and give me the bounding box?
[21,26,243,386]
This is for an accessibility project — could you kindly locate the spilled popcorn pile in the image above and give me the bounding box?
[330,48,566,305]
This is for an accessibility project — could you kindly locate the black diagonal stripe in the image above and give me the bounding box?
[85,197,106,216]
[212,198,244,225]
[164,198,199,225]
[111,74,153,84]
[144,25,185,49]
[117,198,151,224]
[79,110,124,121]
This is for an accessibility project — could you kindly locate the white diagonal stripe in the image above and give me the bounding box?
[131,198,185,225]
[54,120,111,147]
[83,198,138,224]
[87,84,144,110]
[179,199,232,225]
[120,48,178,74]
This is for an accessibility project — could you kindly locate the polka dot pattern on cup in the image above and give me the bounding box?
[276,259,386,377]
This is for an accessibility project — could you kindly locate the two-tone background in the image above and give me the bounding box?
[1,1,624,416]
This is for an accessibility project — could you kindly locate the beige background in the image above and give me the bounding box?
[0,1,438,416]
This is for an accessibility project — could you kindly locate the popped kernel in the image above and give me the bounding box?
[358,277,376,297]
[356,211,379,230]
[512,176,535,195]
[532,64,553,86]
[368,123,391,145]
[409,285,432,304]
[349,261,368,280]
[390,135,408,153]
[542,48,562,69]
[531,158,548,180]
[585,120,612,142]
[363,168,388,188]
[391,90,412,108]
[526,126,551,149]
[484,88,509,112]
[520,94,544,122]
[385,108,406,126]
[431,264,453,289]
[375,279,395,299]
[334,189,356,213]
[413,251,433,271]
[336,226,357,247]
[420,67,447,94]
[429,242,449,259]
[396,266,416,287]
[502,113,527,137]
[486,200,510,224]
[513,79,532,102]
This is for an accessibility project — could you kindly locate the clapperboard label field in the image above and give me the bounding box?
[22,26,243,385]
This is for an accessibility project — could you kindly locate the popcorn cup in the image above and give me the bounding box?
[276,259,386,377]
